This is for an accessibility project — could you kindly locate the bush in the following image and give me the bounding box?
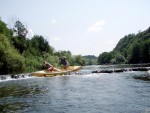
[25,56,43,72]
[0,34,25,74]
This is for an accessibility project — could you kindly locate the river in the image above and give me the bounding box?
[0,65,150,113]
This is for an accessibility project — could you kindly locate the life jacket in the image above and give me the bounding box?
[60,58,67,66]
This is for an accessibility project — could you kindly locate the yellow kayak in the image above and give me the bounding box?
[32,66,82,77]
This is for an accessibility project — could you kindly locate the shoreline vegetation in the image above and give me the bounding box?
[0,19,150,75]
[0,19,92,75]
[97,27,150,65]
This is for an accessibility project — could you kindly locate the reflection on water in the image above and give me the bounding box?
[0,79,48,112]
[0,66,150,113]
[0,84,48,98]
[133,72,150,81]
[134,75,150,81]
[0,102,29,113]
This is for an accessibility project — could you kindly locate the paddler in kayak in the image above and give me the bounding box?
[59,56,69,70]
[43,61,54,72]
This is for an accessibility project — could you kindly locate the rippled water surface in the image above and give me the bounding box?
[0,65,150,113]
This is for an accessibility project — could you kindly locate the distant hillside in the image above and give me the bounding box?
[98,27,150,64]
[83,55,97,59]
[114,27,150,53]
[83,55,97,65]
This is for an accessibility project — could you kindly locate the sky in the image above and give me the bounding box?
[0,0,150,56]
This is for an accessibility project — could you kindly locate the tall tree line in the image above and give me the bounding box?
[0,20,87,74]
[98,27,150,64]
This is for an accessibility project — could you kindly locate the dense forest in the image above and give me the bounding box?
[98,27,150,64]
[0,19,97,74]
[83,55,97,65]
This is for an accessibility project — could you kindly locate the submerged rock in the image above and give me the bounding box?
[0,76,7,80]
[20,74,25,78]
[132,67,149,71]
[28,74,32,77]
[98,70,113,73]
[91,67,150,74]
[91,71,98,73]
[114,69,125,73]
[11,74,19,79]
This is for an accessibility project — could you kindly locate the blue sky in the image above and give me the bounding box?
[0,0,150,56]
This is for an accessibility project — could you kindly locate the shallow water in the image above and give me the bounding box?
[0,66,150,113]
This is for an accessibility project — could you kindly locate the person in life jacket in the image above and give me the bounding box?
[59,56,69,69]
[43,61,54,72]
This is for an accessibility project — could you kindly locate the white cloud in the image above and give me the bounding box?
[52,37,62,41]
[88,20,106,32]
[26,28,34,39]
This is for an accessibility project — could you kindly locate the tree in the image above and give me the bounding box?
[13,20,28,38]
[0,20,13,39]
[128,42,141,64]
[83,55,97,65]
[0,34,25,74]
[141,40,150,63]
[114,53,126,64]
[74,55,86,66]
[97,52,112,64]
[11,20,28,54]
[114,34,136,53]
[31,35,54,55]
[99,26,150,64]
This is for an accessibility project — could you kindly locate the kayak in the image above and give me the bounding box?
[32,66,82,77]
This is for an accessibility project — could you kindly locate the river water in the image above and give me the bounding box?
[0,65,150,113]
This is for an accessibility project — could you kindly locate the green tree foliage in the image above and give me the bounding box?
[114,34,137,53]
[11,36,27,54]
[25,56,43,72]
[113,53,126,64]
[83,55,97,65]
[128,42,141,64]
[46,55,59,67]
[98,52,112,64]
[98,27,150,64]
[0,20,13,39]
[13,20,28,38]
[56,50,75,65]
[30,35,54,55]
[11,21,28,54]
[74,55,86,66]
[141,40,150,63]
[0,19,94,74]
[0,34,25,74]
